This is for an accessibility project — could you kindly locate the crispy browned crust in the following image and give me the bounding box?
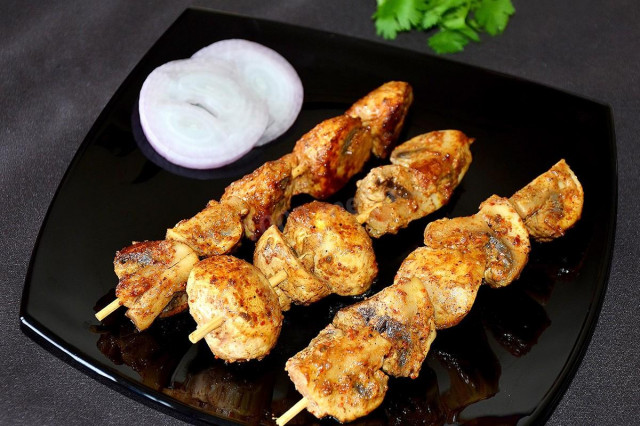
[292,115,373,199]
[355,130,474,238]
[186,256,283,362]
[221,154,297,241]
[285,324,391,422]
[114,240,179,306]
[283,201,378,296]
[346,81,413,158]
[166,200,243,257]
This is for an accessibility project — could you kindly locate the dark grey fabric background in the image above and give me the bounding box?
[2,0,638,424]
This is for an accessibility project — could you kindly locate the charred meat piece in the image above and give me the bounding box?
[395,246,485,330]
[285,324,391,423]
[283,201,378,296]
[114,240,198,330]
[509,159,584,242]
[346,81,413,158]
[423,196,531,289]
[253,225,331,311]
[285,278,437,421]
[221,153,297,241]
[390,130,473,190]
[334,277,437,379]
[292,115,373,200]
[355,130,473,238]
[355,164,440,238]
[166,200,243,257]
[186,256,283,362]
[406,197,529,328]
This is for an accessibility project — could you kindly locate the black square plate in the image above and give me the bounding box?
[20,8,616,425]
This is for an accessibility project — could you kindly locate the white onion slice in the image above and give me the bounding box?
[138,58,269,169]
[193,39,303,146]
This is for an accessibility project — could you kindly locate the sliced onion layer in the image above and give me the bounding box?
[138,58,269,169]
[193,39,304,146]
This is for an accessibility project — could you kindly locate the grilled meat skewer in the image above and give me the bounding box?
[278,159,584,424]
[95,240,199,330]
[96,82,412,329]
[190,202,378,361]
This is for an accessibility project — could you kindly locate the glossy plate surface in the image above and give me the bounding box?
[20,8,616,426]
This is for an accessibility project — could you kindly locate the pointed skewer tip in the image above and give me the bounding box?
[276,397,308,426]
[95,299,122,321]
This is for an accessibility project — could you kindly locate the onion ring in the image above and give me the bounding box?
[138,58,269,169]
[193,39,304,146]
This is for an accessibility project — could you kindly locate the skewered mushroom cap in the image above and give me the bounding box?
[186,256,283,362]
[283,201,378,296]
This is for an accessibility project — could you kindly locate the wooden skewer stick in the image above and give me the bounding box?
[291,164,306,179]
[188,316,225,343]
[276,397,308,426]
[189,269,289,344]
[95,299,122,321]
[355,212,369,224]
[268,270,288,287]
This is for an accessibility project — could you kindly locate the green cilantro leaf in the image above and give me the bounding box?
[373,0,428,39]
[428,29,470,53]
[421,0,469,29]
[372,0,515,53]
[474,0,515,35]
[421,10,441,30]
[441,6,480,41]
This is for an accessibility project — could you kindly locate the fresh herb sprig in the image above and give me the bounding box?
[373,0,515,54]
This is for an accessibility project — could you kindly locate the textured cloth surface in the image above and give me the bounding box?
[1,1,638,425]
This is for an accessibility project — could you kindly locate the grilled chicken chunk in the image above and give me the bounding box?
[285,324,391,423]
[253,225,331,311]
[355,130,473,238]
[186,256,283,362]
[423,196,530,289]
[292,115,373,199]
[221,153,297,241]
[286,278,436,422]
[395,247,485,330]
[166,200,243,257]
[509,159,584,242]
[389,130,473,186]
[283,201,378,296]
[114,240,198,330]
[334,278,437,378]
[407,196,529,328]
[346,81,413,158]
